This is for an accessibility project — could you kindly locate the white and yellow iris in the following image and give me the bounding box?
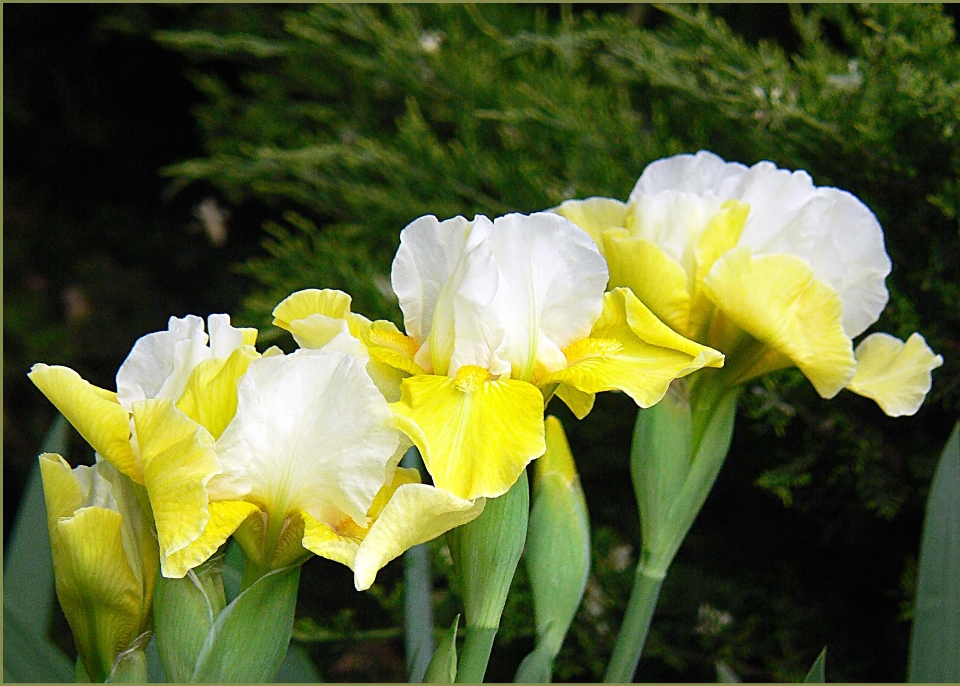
[556,151,942,416]
[31,315,482,589]
[39,454,157,682]
[274,212,724,502]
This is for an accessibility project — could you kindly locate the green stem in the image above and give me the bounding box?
[456,627,498,684]
[602,567,665,683]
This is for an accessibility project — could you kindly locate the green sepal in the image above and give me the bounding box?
[907,421,960,682]
[191,563,300,682]
[514,644,554,683]
[154,553,228,682]
[632,381,739,574]
[447,470,529,630]
[446,470,529,682]
[106,635,150,683]
[516,416,591,682]
[803,647,827,682]
[424,614,460,683]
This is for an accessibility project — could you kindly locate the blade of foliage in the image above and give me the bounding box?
[907,422,960,682]
[803,647,827,682]
[424,614,460,683]
[191,564,300,682]
[715,660,741,683]
[2,606,74,683]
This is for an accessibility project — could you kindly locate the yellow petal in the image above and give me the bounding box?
[552,196,630,248]
[689,200,749,340]
[353,483,485,591]
[133,399,220,566]
[272,288,353,333]
[553,383,595,420]
[301,511,363,569]
[162,500,261,578]
[390,367,546,500]
[847,332,943,416]
[539,416,579,486]
[545,288,724,408]
[38,453,87,525]
[703,248,855,397]
[602,231,692,338]
[54,507,143,681]
[175,345,259,439]
[29,364,141,483]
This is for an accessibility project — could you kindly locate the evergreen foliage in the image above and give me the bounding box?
[7,4,956,682]
[153,4,959,681]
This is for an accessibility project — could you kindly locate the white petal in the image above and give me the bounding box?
[631,151,891,337]
[214,349,400,527]
[393,214,500,375]
[116,315,210,409]
[207,313,246,358]
[486,212,608,381]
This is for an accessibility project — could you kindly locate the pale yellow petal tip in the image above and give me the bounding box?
[352,484,485,590]
[540,416,578,485]
[272,288,353,328]
[848,332,943,417]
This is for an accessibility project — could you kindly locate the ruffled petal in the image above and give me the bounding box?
[544,288,723,408]
[486,213,608,382]
[116,315,210,408]
[552,196,629,248]
[29,364,141,483]
[214,349,399,528]
[161,500,261,579]
[353,482,484,591]
[390,367,546,500]
[133,398,220,563]
[631,151,891,338]
[847,332,943,417]
[300,511,362,569]
[703,248,855,397]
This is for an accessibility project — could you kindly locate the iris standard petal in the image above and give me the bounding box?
[175,345,259,440]
[552,196,629,249]
[486,212,609,382]
[390,366,546,500]
[702,248,855,397]
[847,332,944,417]
[29,364,141,483]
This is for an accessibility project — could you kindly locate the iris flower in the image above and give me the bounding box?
[556,151,942,416]
[31,316,479,588]
[273,211,724,501]
[39,454,157,682]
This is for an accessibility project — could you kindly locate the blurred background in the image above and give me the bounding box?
[5,4,959,681]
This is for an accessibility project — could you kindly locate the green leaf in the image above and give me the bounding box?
[803,647,827,682]
[402,447,436,683]
[191,564,300,682]
[4,414,68,633]
[715,660,741,682]
[907,422,960,682]
[2,606,74,683]
[515,645,553,683]
[154,554,228,682]
[424,614,460,683]
[274,643,322,683]
[3,414,75,684]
